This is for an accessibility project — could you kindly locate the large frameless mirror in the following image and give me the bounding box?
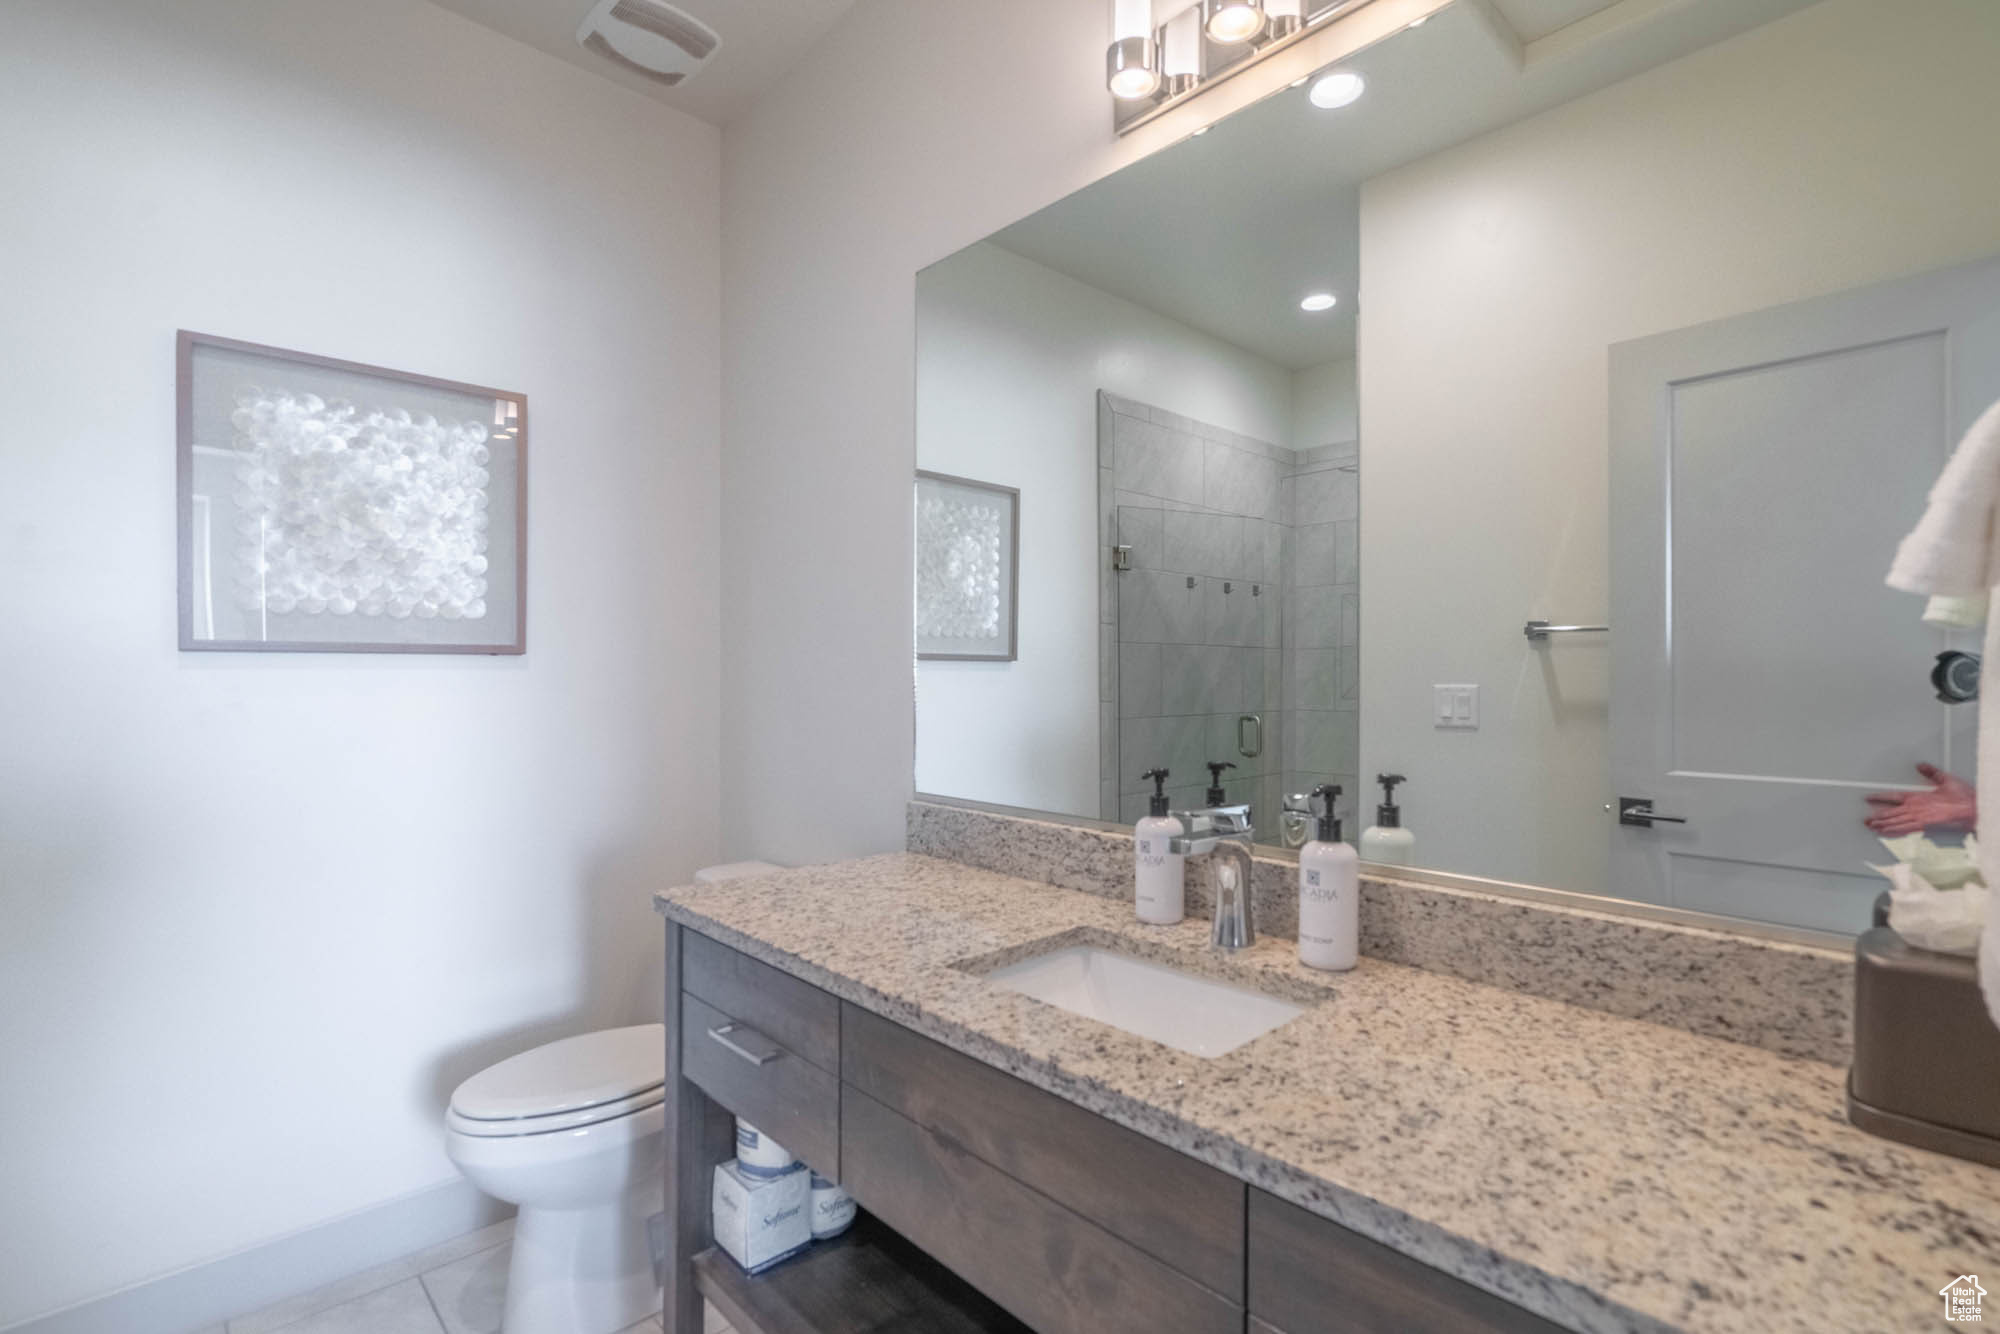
[912,0,2000,936]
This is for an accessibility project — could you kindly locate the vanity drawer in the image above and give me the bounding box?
[681,930,839,1074]
[841,1084,1243,1334]
[1248,1190,1563,1334]
[680,990,839,1176]
[841,1002,1244,1300]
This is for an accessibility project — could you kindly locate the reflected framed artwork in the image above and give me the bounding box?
[915,470,1018,661]
[176,330,526,654]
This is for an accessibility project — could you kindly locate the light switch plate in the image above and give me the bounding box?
[1434,684,1479,730]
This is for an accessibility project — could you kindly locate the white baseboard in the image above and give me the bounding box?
[2,1178,511,1334]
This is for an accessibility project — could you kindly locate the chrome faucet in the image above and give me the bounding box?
[1171,803,1257,951]
[1278,792,1314,849]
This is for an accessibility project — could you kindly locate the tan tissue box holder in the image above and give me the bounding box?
[1848,894,2000,1166]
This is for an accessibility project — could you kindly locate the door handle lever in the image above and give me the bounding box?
[1612,797,1688,828]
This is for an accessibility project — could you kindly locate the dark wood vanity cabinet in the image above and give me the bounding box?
[1247,1191,1563,1334]
[665,925,1565,1334]
[677,930,841,1175]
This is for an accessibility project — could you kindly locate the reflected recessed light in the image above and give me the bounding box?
[1308,69,1365,109]
[1192,125,1210,136]
[1290,75,1309,88]
[1407,13,1429,27]
[1300,292,1338,312]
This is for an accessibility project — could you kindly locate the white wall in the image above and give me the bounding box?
[1358,0,2000,892]
[1293,358,1357,449]
[914,242,1292,816]
[0,3,720,1324]
[718,0,1438,865]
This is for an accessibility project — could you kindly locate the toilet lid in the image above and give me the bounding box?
[449,1023,665,1122]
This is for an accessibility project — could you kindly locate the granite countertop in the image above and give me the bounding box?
[656,853,2000,1334]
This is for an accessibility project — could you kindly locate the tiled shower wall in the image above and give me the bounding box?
[1098,392,1288,828]
[1281,441,1360,819]
[1096,392,1361,838]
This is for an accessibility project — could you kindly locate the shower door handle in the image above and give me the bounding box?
[1237,714,1263,758]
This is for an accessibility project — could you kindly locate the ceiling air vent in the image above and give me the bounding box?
[575,0,720,87]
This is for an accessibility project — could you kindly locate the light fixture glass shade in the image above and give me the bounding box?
[1106,35,1161,99]
[1159,6,1202,92]
[1111,0,1153,39]
[1203,0,1265,44]
[1308,69,1365,108]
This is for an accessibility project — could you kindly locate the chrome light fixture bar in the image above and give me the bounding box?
[1109,0,1380,135]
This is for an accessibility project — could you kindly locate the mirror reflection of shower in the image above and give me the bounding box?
[1100,388,1358,847]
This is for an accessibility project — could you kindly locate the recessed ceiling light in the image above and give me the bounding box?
[1290,75,1309,88]
[1308,69,1365,109]
[1300,292,1338,312]
[1407,13,1429,27]
[1192,125,1210,136]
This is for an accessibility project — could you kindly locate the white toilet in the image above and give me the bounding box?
[446,1024,668,1334]
[446,861,780,1334]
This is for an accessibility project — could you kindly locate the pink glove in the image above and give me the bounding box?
[1864,762,1977,835]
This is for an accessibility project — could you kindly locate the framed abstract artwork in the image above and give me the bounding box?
[177,331,526,654]
[915,470,1018,661]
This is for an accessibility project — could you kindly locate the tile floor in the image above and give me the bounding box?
[212,1219,734,1334]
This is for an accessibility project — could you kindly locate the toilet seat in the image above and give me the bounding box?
[446,1084,666,1137]
[448,1023,664,1137]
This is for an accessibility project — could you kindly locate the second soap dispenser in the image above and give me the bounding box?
[1358,773,1415,866]
[1298,783,1358,972]
[1134,768,1185,925]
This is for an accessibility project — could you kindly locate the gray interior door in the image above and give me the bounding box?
[1609,255,2000,933]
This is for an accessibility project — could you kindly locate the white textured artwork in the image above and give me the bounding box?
[915,473,1015,660]
[229,390,493,620]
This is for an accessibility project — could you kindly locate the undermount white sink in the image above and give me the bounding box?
[985,945,1306,1058]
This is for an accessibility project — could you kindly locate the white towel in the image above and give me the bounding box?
[1887,396,2000,1028]
[1923,593,1988,629]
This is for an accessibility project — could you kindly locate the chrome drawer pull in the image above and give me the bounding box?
[707,1022,782,1066]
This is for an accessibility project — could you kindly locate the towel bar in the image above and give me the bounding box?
[1524,620,1609,641]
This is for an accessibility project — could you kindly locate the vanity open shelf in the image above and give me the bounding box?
[692,1210,1026,1334]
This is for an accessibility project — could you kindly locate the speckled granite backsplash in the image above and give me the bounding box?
[907,798,1852,1064]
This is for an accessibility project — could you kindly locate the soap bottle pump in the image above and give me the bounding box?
[1204,761,1237,806]
[1134,768,1185,925]
[1358,773,1415,867]
[1298,783,1359,972]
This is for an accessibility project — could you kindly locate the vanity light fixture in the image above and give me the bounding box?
[1300,292,1338,312]
[1203,0,1266,44]
[1106,0,1382,137]
[1307,68,1365,109]
[1106,0,1161,99]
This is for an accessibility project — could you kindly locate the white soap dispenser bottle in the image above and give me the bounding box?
[1134,768,1185,925]
[1298,783,1358,971]
[1358,773,1415,867]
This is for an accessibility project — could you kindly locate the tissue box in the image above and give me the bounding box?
[711,1159,811,1274]
[1849,894,2000,1166]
